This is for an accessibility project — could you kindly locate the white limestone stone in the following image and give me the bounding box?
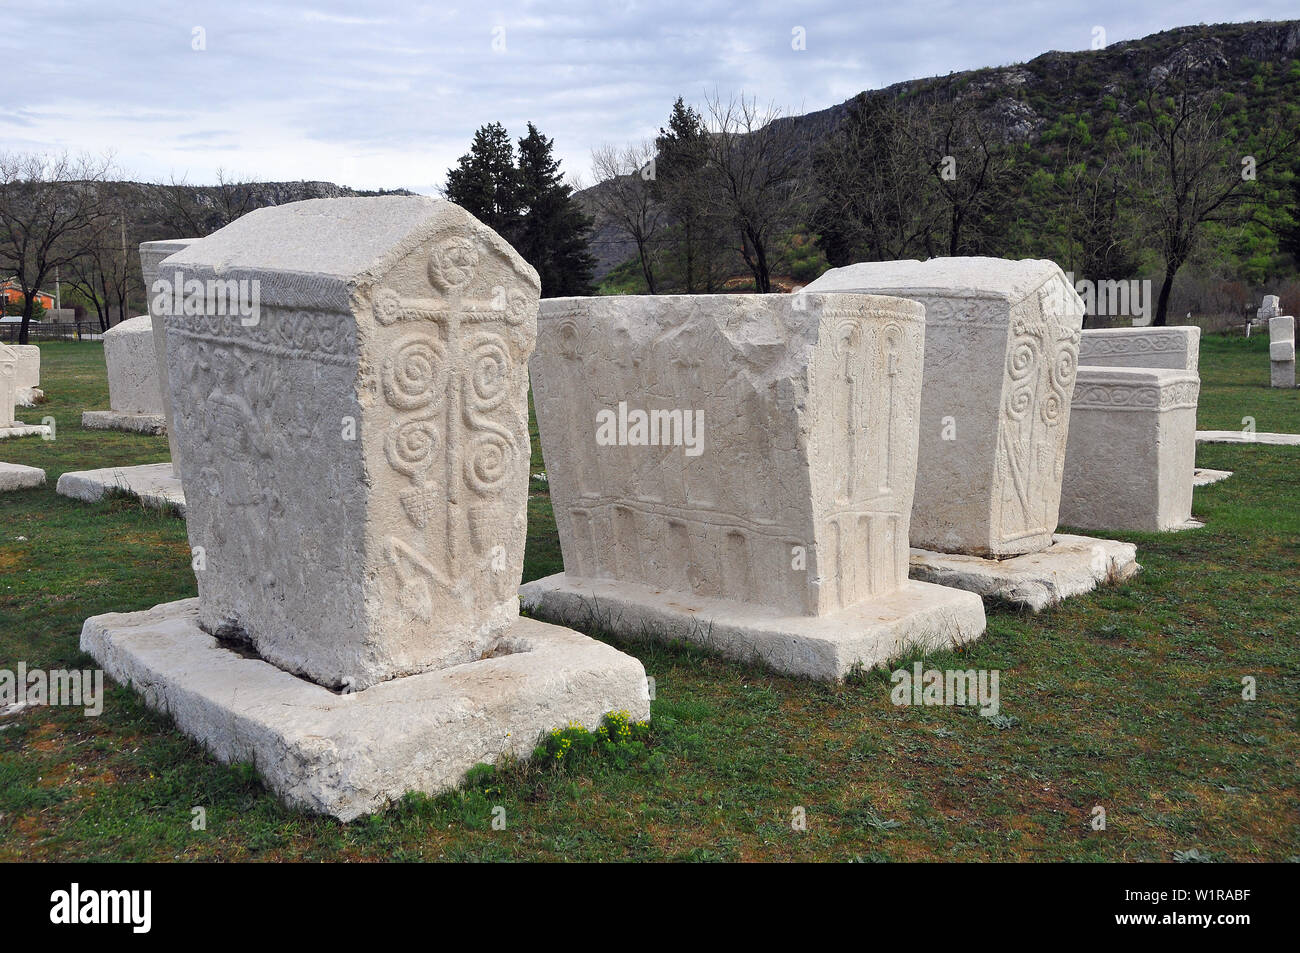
[81,315,168,432]
[159,197,544,689]
[11,345,41,405]
[0,462,45,491]
[804,257,1085,557]
[82,599,649,821]
[56,462,185,514]
[1079,326,1200,373]
[1059,367,1200,532]
[909,534,1140,612]
[141,238,199,477]
[1258,294,1281,319]
[80,196,650,818]
[0,344,49,438]
[1192,468,1233,487]
[1196,430,1300,446]
[1270,315,1295,388]
[522,292,986,679]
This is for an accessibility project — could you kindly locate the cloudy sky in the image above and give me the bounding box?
[1,1,1295,194]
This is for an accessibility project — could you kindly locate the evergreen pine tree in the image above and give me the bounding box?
[514,122,595,297]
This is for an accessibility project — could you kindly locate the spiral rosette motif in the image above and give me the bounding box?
[385,417,441,479]
[373,288,403,326]
[464,333,512,414]
[383,334,447,411]
[464,429,513,496]
[427,236,479,292]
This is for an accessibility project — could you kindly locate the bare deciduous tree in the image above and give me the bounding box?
[590,141,663,293]
[0,151,113,343]
[702,94,813,293]
[1129,70,1300,326]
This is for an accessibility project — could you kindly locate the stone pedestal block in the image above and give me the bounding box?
[804,257,1085,557]
[1059,366,1200,532]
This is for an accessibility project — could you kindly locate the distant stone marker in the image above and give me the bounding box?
[804,257,1138,609]
[11,345,41,405]
[81,315,167,434]
[0,344,51,439]
[521,292,986,678]
[81,196,648,820]
[1270,315,1295,389]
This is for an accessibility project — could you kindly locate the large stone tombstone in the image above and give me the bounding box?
[1059,366,1201,532]
[141,238,199,476]
[11,344,41,405]
[521,293,985,679]
[1079,326,1200,373]
[81,315,167,433]
[81,197,648,818]
[804,257,1085,556]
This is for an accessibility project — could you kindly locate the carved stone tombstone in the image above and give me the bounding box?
[82,315,167,433]
[11,344,41,405]
[1079,326,1200,373]
[0,343,50,439]
[140,238,199,476]
[521,293,985,679]
[804,258,1138,609]
[81,197,649,819]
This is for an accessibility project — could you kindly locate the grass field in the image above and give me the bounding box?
[1,335,1297,862]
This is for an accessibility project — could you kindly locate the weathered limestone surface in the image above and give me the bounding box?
[81,196,650,818]
[909,534,1139,612]
[1259,295,1281,319]
[0,462,45,491]
[105,315,165,414]
[803,257,1086,556]
[1059,366,1200,532]
[0,344,49,437]
[1192,468,1233,487]
[82,600,648,821]
[1197,430,1300,446]
[521,292,986,679]
[1079,326,1200,373]
[141,238,199,475]
[1270,315,1295,388]
[160,197,542,689]
[81,315,167,432]
[11,345,41,405]
[56,462,185,514]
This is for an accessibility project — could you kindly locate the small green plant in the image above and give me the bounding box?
[533,710,651,771]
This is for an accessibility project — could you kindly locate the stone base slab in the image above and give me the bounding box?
[15,387,43,407]
[908,533,1140,612]
[519,574,987,681]
[0,462,45,491]
[81,410,167,435]
[1196,430,1300,446]
[55,462,185,514]
[0,422,51,440]
[81,598,650,821]
[1192,468,1233,487]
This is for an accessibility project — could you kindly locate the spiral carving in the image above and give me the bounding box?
[385,417,440,478]
[465,333,511,414]
[383,335,446,411]
[464,430,513,495]
[373,288,403,326]
[428,236,479,292]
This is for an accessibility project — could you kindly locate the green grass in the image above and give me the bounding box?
[1,336,1297,861]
